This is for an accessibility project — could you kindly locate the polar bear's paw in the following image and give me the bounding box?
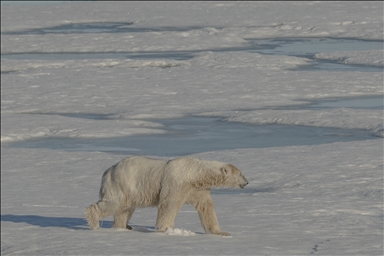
[214,231,232,237]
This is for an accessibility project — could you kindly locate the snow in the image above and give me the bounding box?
[1,1,383,255]
[165,228,196,237]
[0,112,166,142]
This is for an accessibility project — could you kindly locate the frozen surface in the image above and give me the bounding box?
[1,1,383,255]
[314,50,384,67]
[1,143,382,255]
[2,117,379,156]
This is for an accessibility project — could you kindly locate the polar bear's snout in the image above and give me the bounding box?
[239,175,249,188]
[226,163,249,189]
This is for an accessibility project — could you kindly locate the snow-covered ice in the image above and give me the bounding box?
[165,228,196,237]
[1,1,383,255]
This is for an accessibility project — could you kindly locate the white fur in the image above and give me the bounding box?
[85,156,248,236]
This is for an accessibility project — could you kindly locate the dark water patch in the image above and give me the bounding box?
[305,96,383,110]
[0,43,272,61]
[247,38,383,72]
[1,51,195,61]
[247,38,383,57]
[3,117,378,157]
[0,70,18,74]
[1,22,219,35]
[296,59,383,72]
[56,113,110,120]
[236,96,383,111]
[22,112,112,120]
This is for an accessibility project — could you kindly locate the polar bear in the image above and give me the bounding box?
[85,156,248,236]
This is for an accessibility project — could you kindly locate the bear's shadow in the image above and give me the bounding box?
[1,214,94,230]
[0,214,165,233]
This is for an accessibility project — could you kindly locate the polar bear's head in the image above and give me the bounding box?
[220,164,249,189]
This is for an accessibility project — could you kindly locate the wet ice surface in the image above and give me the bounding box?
[1,37,382,72]
[248,38,383,57]
[4,96,382,156]
[305,95,383,110]
[1,52,195,61]
[249,38,383,72]
[0,22,216,35]
[260,96,384,111]
[4,116,378,156]
[297,60,382,72]
[1,27,382,154]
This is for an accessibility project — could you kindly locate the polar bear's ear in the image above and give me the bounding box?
[220,167,229,175]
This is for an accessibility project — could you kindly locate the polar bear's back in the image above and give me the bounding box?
[99,156,168,206]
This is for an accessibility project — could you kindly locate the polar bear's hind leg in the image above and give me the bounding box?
[113,208,135,229]
[85,200,119,230]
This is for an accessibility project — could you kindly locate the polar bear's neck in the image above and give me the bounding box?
[193,160,229,189]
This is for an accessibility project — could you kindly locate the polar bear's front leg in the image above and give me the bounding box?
[156,191,186,232]
[192,191,230,236]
